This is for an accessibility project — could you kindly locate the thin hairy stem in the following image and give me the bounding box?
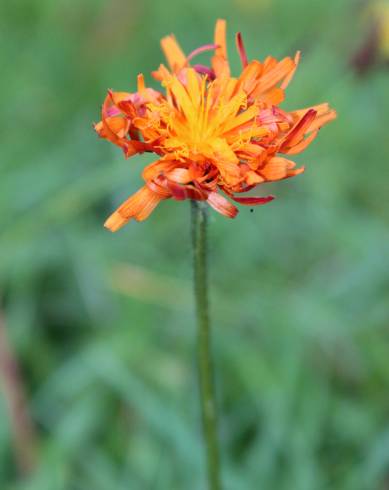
[191,200,221,490]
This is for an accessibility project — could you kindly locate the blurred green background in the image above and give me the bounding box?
[1,0,389,488]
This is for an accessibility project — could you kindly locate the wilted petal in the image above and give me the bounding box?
[207,192,238,218]
[104,186,162,231]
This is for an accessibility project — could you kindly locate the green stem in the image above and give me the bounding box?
[191,200,221,490]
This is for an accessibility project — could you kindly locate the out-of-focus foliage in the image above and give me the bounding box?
[1,0,389,489]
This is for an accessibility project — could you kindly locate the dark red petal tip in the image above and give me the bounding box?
[231,195,275,205]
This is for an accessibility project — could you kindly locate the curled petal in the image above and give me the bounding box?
[123,140,151,158]
[104,186,163,232]
[166,181,188,200]
[187,44,219,61]
[104,116,129,138]
[146,178,172,198]
[142,159,176,181]
[167,181,207,200]
[207,192,238,218]
[167,168,192,184]
[280,109,317,150]
[261,157,294,180]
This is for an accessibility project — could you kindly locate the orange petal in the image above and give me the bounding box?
[104,116,129,138]
[214,19,227,58]
[152,63,172,82]
[221,104,259,134]
[291,102,332,119]
[211,138,241,184]
[142,160,176,181]
[286,166,305,178]
[259,87,285,105]
[161,35,187,72]
[167,168,192,184]
[104,186,162,232]
[211,55,230,78]
[280,51,301,90]
[308,109,337,132]
[137,73,145,92]
[246,171,265,185]
[261,157,296,181]
[207,192,238,218]
[237,60,263,95]
[252,57,295,95]
[124,140,150,158]
[283,130,318,155]
[212,19,230,77]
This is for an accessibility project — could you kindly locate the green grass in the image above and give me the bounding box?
[1,0,389,488]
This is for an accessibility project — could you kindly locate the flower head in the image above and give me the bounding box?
[95,20,336,231]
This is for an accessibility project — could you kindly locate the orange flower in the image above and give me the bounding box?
[95,20,336,231]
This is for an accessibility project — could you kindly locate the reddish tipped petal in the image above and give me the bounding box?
[236,32,249,68]
[281,109,317,150]
[185,185,208,200]
[307,110,337,132]
[231,195,275,205]
[207,192,238,218]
